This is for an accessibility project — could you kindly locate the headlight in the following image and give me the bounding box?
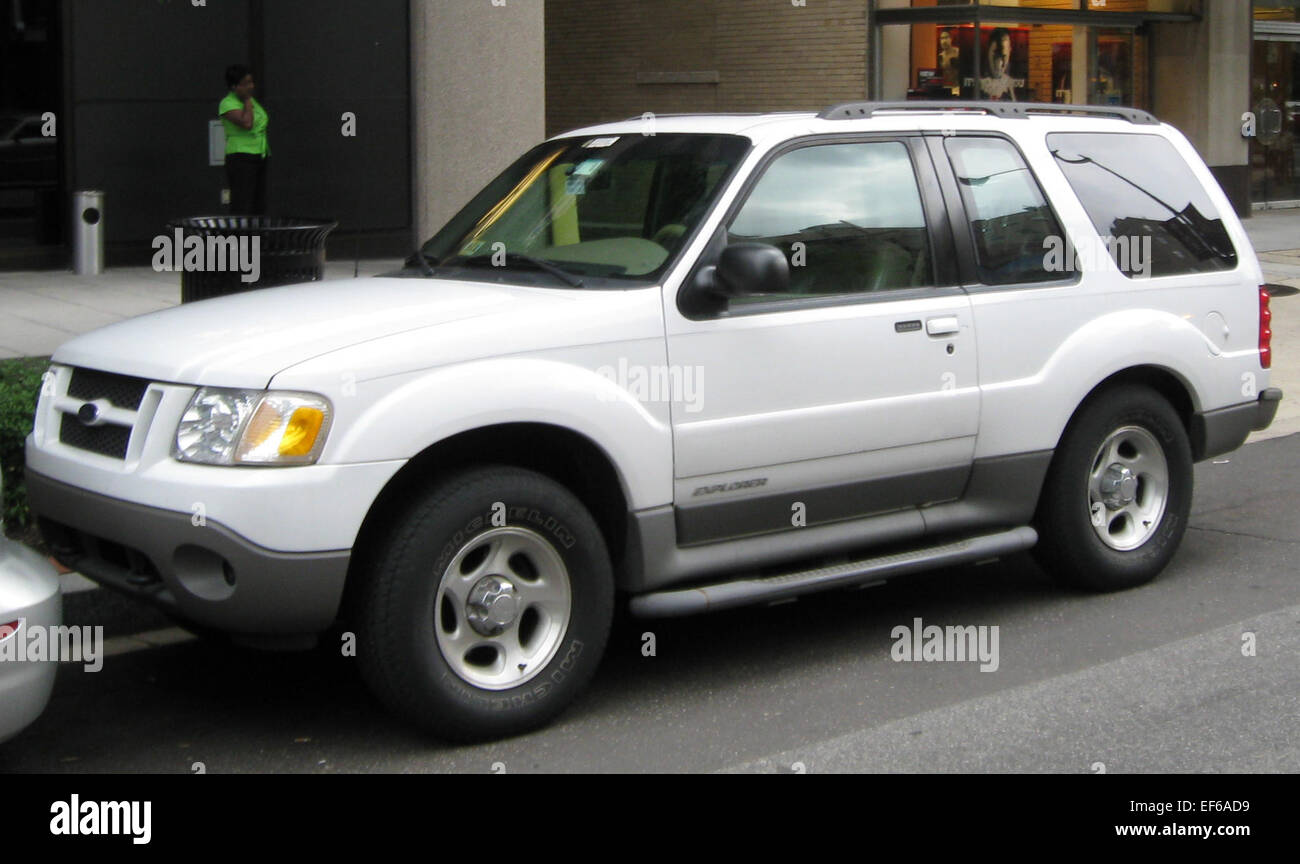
[174,388,332,466]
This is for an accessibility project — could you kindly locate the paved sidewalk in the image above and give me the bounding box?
[1239,209,1300,441]
[1,212,1299,440]
[1239,207,1300,254]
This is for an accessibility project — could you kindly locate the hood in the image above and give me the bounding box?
[50,276,582,388]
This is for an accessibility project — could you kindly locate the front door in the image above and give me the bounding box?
[665,136,979,545]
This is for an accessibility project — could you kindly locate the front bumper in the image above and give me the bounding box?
[26,470,348,636]
[1191,387,1283,461]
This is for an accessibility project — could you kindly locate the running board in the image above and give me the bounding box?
[628,526,1038,618]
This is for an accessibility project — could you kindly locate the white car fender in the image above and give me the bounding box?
[979,307,1231,457]
[314,355,674,511]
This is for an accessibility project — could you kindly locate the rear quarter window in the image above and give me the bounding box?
[944,136,1066,286]
[1047,132,1237,278]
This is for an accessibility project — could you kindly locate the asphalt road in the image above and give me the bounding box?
[2,433,1296,774]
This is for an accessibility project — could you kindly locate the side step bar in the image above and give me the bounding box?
[629,526,1038,618]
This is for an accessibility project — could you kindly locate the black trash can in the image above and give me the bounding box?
[167,215,338,303]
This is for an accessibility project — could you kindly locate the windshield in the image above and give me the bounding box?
[414,133,750,286]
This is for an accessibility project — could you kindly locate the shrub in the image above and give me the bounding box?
[0,356,49,537]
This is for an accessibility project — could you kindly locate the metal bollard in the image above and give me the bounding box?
[73,190,104,275]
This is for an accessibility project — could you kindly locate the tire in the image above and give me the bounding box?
[1033,384,1192,591]
[357,465,613,741]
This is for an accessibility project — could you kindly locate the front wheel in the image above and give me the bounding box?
[357,466,613,741]
[1034,385,1193,591]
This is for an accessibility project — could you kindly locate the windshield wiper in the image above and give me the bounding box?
[457,251,585,288]
[408,247,436,276]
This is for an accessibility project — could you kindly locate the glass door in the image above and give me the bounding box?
[0,0,64,267]
[1251,37,1300,204]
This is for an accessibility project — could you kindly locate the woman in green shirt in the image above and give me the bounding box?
[219,65,270,214]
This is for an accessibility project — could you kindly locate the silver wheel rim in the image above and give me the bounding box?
[1087,425,1169,551]
[434,526,572,690]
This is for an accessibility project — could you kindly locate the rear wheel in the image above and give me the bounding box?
[1034,385,1192,591]
[358,465,613,741]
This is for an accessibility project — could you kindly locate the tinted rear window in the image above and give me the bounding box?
[1047,132,1236,278]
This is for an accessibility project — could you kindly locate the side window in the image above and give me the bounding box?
[728,140,933,297]
[1047,132,1237,278]
[944,137,1065,286]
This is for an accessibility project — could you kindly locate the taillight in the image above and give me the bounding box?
[1260,286,1272,370]
[0,620,20,642]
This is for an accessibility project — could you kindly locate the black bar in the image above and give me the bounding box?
[0,774,1286,850]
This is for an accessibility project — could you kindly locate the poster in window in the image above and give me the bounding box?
[936,28,961,87]
[934,26,1029,101]
[979,27,1028,101]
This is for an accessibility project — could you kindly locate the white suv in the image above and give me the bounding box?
[25,102,1281,739]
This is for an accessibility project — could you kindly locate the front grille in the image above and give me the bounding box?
[59,412,131,459]
[67,367,150,410]
[53,366,156,461]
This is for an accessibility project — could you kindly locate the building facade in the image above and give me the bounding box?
[0,0,543,269]
[548,0,1300,218]
[3,1,1299,271]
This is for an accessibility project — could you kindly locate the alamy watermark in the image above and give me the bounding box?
[152,227,261,284]
[891,617,999,672]
[595,358,705,413]
[1043,233,1152,278]
[0,620,103,672]
[50,795,151,845]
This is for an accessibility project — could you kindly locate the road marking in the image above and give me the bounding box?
[720,604,1300,773]
[98,627,197,659]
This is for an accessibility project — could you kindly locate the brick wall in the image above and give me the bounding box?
[545,0,869,136]
[544,0,1162,136]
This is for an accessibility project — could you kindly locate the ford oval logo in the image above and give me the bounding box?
[77,402,100,425]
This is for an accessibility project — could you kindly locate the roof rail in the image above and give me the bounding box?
[618,110,813,122]
[817,101,1159,125]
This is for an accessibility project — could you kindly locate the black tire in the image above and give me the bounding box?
[1034,384,1193,591]
[357,465,613,741]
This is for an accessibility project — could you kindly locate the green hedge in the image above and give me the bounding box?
[0,356,49,535]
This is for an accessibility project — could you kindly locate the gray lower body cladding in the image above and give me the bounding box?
[26,470,349,636]
[623,451,1053,595]
[1191,388,1282,461]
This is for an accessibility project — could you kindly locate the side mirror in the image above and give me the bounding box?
[712,242,789,297]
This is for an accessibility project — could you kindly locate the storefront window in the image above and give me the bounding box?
[898,20,1148,108]
[907,24,1052,100]
[1090,28,1142,106]
[1251,0,1300,203]
[877,0,1176,109]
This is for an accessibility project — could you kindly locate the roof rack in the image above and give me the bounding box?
[618,110,813,122]
[817,101,1159,126]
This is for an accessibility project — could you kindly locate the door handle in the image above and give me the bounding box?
[926,316,961,336]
